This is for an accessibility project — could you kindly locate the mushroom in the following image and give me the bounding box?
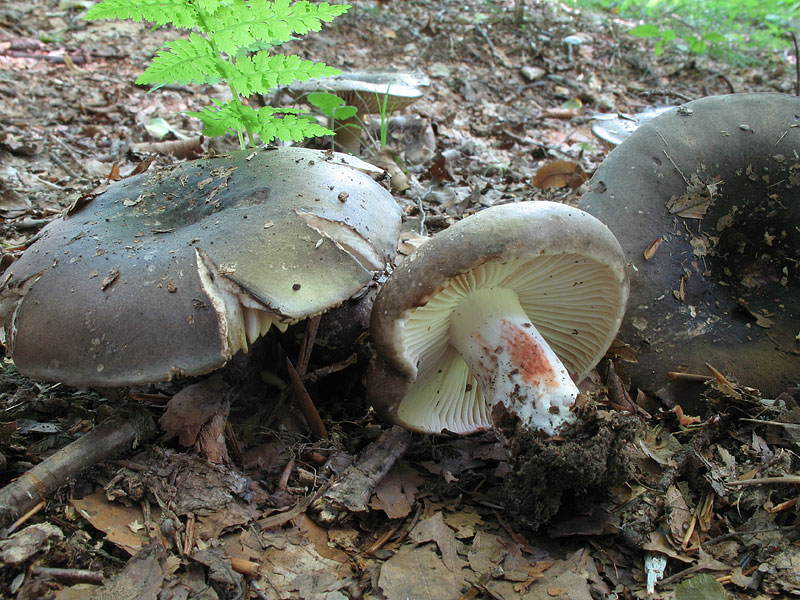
[0,147,401,387]
[578,93,800,401]
[367,201,629,436]
[290,70,430,154]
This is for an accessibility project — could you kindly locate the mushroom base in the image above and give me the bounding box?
[449,288,579,435]
[497,407,636,531]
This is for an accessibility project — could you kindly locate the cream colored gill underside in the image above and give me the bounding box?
[396,254,621,434]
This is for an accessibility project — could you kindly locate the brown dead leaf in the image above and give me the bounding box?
[532,160,587,189]
[410,512,465,572]
[424,152,455,182]
[377,543,465,599]
[71,490,151,555]
[369,462,423,519]
[100,266,119,290]
[159,375,228,447]
[665,173,721,218]
[738,298,775,328]
[606,338,638,363]
[643,237,662,260]
[665,485,692,546]
[91,542,166,600]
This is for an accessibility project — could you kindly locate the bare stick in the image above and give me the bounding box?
[32,566,105,586]
[791,32,800,97]
[0,405,156,528]
[322,426,411,514]
[286,357,327,439]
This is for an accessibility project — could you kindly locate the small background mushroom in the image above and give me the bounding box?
[367,201,629,436]
[289,70,430,154]
[579,93,800,402]
[0,147,401,387]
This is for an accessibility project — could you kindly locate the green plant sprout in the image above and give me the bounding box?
[85,0,350,149]
[306,91,358,148]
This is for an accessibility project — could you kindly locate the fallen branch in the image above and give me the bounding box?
[320,426,411,518]
[0,405,156,529]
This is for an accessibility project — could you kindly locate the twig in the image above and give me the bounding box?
[739,418,800,430]
[727,475,800,486]
[663,150,691,185]
[297,315,321,377]
[258,483,329,531]
[285,357,327,439]
[32,566,105,586]
[0,405,156,529]
[322,426,411,514]
[7,500,45,534]
[791,32,800,96]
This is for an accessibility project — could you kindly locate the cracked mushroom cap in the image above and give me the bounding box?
[290,70,430,115]
[367,201,629,435]
[579,93,800,401]
[0,147,401,387]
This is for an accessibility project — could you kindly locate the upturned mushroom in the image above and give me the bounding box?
[367,201,629,436]
[579,93,800,401]
[0,147,401,387]
[290,70,430,154]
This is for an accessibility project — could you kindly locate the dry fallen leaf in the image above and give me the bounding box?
[643,237,663,260]
[532,160,588,189]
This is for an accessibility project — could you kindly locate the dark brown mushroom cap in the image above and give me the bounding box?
[290,70,430,115]
[579,93,800,400]
[367,201,628,434]
[1,147,401,387]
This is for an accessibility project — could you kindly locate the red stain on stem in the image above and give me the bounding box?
[502,320,557,387]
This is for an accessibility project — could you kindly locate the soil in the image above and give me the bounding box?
[0,0,798,598]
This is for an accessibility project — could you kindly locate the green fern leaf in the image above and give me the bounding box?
[255,109,332,142]
[85,0,199,28]
[210,0,349,56]
[187,100,244,137]
[194,0,224,15]
[136,33,221,85]
[227,52,339,96]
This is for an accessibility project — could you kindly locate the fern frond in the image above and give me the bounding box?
[189,102,331,143]
[85,0,199,28]
[256,109,332,143]
[194,0,225,16]
[188,100,245,138]
[227,53,340,96]
[136,33,222,86]
[210,0,350,56]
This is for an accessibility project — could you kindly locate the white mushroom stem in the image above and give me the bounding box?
[449,288,579,435]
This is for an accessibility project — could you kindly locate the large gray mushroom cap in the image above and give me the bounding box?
[368,201,629,435]
[0,147,401,387]
[579,93,800,401]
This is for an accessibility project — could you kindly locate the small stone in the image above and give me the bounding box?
[520,65,546,82]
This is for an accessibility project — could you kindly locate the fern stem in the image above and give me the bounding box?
[189,0,253,149]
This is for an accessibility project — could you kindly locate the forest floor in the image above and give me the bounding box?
[0,0,798,598]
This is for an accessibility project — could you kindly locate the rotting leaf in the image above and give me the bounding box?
[101,266,120,290]
[425,152,455,183]
[666,174,722,219]
[369,462,423,519]
[738,298,774,328]
[644,237,663,260]
[532,160,588,189]
[159,376,228,448]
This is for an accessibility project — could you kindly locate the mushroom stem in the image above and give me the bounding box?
[449,287,578,435]
[334,117,363,154]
